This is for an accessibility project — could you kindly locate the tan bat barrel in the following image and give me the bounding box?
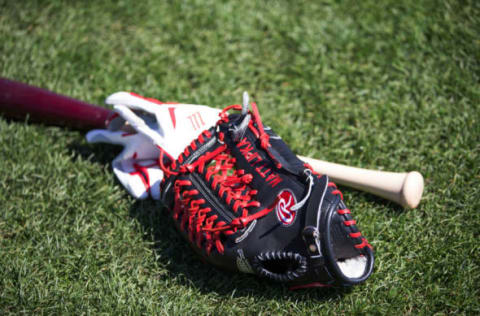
[298,156,424,209]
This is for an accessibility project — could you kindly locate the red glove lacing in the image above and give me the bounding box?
[160,103,279,255]
[303,163,373,250]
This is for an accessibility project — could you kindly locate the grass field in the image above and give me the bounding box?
[1,0,479,314]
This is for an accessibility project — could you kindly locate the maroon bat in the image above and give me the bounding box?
[0,78,112,130]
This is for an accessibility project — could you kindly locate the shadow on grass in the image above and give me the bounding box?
[362,194,404,214]
[68,141,122,166]
[129,199,354,302]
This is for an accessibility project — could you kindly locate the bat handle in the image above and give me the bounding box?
[0,78,112,130]
[298,156,424,208]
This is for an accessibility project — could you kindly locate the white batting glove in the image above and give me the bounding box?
[86,92,221,199]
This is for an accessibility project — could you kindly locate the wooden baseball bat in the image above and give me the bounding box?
[0,78,424,208]
[0,78,112,130]
[299,156,424,208]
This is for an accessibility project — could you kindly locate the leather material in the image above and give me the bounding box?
[161,111,374,287]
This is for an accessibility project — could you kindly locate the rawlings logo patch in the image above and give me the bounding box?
[275,190,297,226]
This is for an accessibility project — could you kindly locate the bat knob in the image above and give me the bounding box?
[400,171,424,209]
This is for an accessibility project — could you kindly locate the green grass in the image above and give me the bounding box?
[1,0,479,314]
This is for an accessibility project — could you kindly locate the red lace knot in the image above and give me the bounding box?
[241,174,253,183]
[223,171,253,186]
[337,208,351,215]
[328,182,343,200]
[190,199,204,209]
[343,220,356,226]
[231,217,249,229]
[349,232,362,238]
[179,164,195,173]
[219,104,242,123]
[174,179,191,190]
[259,133,270,149]
[303,163,323,177]
[219,111,229,122]
[203,209,256,233]
[354,237,373,250]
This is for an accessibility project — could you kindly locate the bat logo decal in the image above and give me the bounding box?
[275,189,297,226]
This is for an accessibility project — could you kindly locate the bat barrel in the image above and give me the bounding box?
[0,78,112,130]
[398,171,424,209]
[298,155,424,208]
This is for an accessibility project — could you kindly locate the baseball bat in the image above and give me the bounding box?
[0,78,424,208]
[0,78,112,130]
[298,156,424,209]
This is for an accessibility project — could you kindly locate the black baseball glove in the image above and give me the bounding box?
[159,94,374,289]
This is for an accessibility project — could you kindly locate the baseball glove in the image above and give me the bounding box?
[158,93,374,289]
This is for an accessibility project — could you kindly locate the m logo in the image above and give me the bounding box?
[187,112,205,130]
[275,190,297,226]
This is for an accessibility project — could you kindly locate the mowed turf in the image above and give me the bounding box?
[1,0,479,314]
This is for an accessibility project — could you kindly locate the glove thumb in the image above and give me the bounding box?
[86,129,129,145]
